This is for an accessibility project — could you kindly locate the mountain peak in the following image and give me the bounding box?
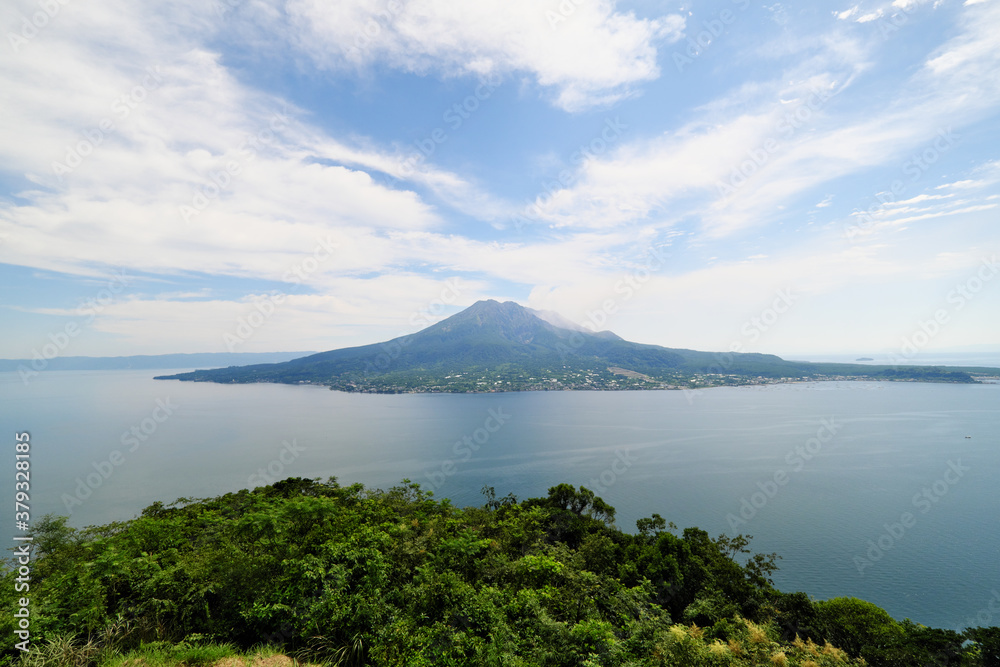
[428,299,558,343]
[456,300,623,341]
[465,298,518,312]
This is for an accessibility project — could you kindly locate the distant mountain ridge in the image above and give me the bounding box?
[0,351,316,373]
[155,300,996,391]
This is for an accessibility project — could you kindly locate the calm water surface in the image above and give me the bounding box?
[2,369,998,631]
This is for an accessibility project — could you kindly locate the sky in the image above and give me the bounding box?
[1,0,998,361]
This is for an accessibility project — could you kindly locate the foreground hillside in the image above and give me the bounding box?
[3,478,997,666]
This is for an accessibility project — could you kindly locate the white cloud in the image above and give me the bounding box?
[515,1,1000,239]
[856,10,885,22]
[1,0,998,358]
[836,5,860,20]
[515,43,867,233]
[0,0,513,284]
[880,193,954,207]
[524,238,923,349]
[936,180,982,190]
[280,0,684,111]
[880,203,998,227]
[0,0,680,335]
[924,2,1000,76]
[15,228,667,354]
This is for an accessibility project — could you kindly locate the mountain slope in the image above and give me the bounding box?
[155,300,994,390]
[156,300,681,384]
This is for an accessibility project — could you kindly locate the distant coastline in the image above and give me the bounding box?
[0,351,316,373]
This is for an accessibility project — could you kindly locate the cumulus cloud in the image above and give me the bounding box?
[282,0,684,111]
[0,0,468,284]
[511,1,1000,238]
[1,0,998,356]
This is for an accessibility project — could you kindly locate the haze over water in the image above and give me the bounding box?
[3,368,998,632]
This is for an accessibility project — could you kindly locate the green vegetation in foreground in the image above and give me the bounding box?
[3,478,999,666]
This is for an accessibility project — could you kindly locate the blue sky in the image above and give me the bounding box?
[1,0,998,360]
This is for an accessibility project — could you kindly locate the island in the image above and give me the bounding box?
[156,300,998,392]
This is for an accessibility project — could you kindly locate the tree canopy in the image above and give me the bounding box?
[2,477,995,666]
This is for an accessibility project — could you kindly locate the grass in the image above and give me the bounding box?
[16,639,324,667]
[105,642,239,667]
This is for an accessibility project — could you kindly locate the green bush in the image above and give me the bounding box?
[1,477,993,667]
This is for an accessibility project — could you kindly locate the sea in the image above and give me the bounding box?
[2,366,998,632]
